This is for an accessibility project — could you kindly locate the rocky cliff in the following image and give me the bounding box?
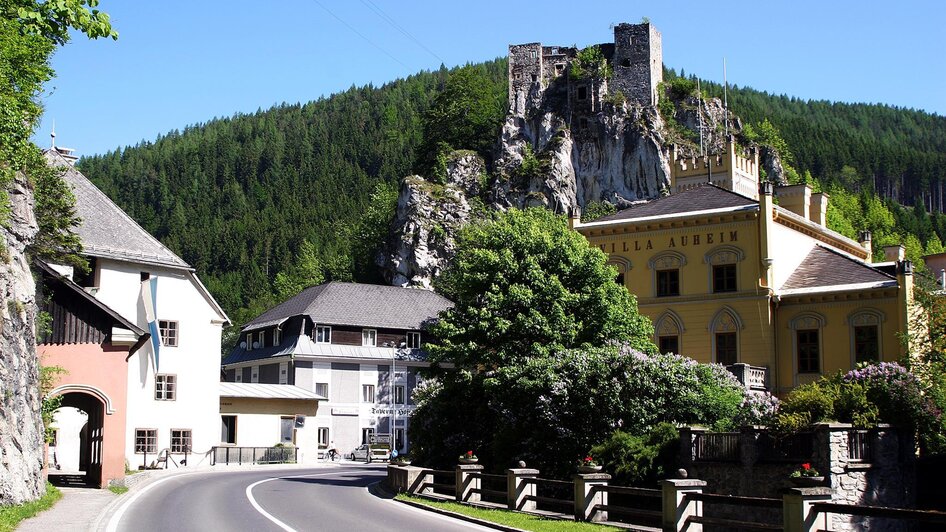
[0,176,45,504]
[381,81,779,289]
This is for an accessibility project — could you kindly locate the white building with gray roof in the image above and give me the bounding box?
[222,282,452,460]
[45,146,229,469]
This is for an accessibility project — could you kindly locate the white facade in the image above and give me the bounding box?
[92,258,226,467]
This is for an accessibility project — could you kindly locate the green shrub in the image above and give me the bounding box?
[581,201,616,223]
[591,423,679,487]
[667,77,696,99]
[778,381,836,423]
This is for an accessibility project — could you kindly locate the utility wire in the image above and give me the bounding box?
[310,0,413,71]
[360,0,446,65]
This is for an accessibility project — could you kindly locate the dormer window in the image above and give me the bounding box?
[315,325,331,344]
[362,329,377,347]
[273,328,281,346]
[406,332,421,349]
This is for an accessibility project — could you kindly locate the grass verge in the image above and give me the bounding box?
[395,494,620,531]
[0,482,62,532]
[108,486,128,495]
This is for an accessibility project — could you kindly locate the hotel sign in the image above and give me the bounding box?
[598,230,738,254]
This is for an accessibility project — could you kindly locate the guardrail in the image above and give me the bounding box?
[211,446,297,465]
[386,464,936,531]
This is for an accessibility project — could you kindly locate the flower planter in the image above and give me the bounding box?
[578,465,602,473]
[790,476,824,487]
[458,458,479,464]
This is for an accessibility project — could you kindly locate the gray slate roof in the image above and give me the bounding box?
[588,184,757,224]
[45,149,190,270]
[780,245,896,292]
[243,282,453,331]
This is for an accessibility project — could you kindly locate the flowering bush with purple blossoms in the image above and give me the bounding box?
[735,392,781,427]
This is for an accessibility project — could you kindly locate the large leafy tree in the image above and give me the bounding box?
[428,207,656,368]
[412,208,665,475]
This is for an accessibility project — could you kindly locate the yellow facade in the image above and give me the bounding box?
[577,144,912,395]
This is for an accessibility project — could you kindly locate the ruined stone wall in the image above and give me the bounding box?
[0,176,45,505]
[611,23,662,107]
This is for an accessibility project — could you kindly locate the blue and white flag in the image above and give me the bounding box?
[140,277,160,371]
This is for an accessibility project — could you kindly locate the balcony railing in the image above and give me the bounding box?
[727,363,768,391]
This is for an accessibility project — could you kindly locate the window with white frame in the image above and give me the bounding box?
[159,320,178,347]
[170,429,191,453]
[406,332,421,349]
[314,382,328,399]
[273,327,281,346]
[394,385,406,405]
[317,427,329,448]
[362,384,375,403]
[135,428,157,454]
[362,329,377,347]
[155,374,176,401]
[315,325,331,343]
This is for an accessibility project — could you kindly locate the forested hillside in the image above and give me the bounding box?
[78,58,946,337]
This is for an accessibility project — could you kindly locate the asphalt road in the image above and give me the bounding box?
[107,464,494,532]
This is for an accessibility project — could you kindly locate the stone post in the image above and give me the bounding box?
[386,464,430,495]
[782,487,832,532]
[456,463,483,503]
[506,468,539,511]
[661,479,706,532]
[574,472,610,522]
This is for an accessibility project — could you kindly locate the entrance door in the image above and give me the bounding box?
[50,393,105,487]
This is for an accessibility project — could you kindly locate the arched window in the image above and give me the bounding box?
[705,245,745,294]
[607,257,632,287]
[790,312,826,374]
[848,309,884,365]
[649,251,686,297]
[654,311,684,354]
[710,307,743,365]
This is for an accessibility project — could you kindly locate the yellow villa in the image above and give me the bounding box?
[575,140,914,395]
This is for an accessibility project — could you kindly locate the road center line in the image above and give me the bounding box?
[245,471,351,532]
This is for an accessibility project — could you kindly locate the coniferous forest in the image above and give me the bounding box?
[77,59,946,341]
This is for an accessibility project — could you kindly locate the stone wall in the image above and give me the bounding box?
[680,424,915,532]
[0,175,45,505]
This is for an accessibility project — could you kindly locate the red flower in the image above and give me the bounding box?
[802,463,811,470]
[466,450,474,457]
[584,456,593,463]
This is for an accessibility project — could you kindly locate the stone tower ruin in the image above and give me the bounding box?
[507,22,663,116]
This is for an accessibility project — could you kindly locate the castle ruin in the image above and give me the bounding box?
[507,22,663,117]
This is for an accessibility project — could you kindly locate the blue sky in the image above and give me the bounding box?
[33,0,946,157]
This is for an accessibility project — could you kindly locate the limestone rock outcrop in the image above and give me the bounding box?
[0,175,45,505]
[380,152,484,288]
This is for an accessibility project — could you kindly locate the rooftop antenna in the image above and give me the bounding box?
[723,58,729,138]
[50,120,56,149]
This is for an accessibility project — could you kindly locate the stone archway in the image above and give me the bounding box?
[49,391,106,488]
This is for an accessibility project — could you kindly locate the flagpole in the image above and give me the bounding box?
[723,58,729,139]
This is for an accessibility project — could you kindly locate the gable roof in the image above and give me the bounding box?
[44,149,190,270]
[779,245,897,294]
[243,282,453,332]
[583,184,758,226]
[35,260,150,354]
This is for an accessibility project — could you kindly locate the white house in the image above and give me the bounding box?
[221,282,452,461]
[45,146,229,469]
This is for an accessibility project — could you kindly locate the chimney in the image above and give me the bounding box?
[809,192,829,226]
[859,231,872,263]
[883,244,905,262]
[775,184,811,220]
